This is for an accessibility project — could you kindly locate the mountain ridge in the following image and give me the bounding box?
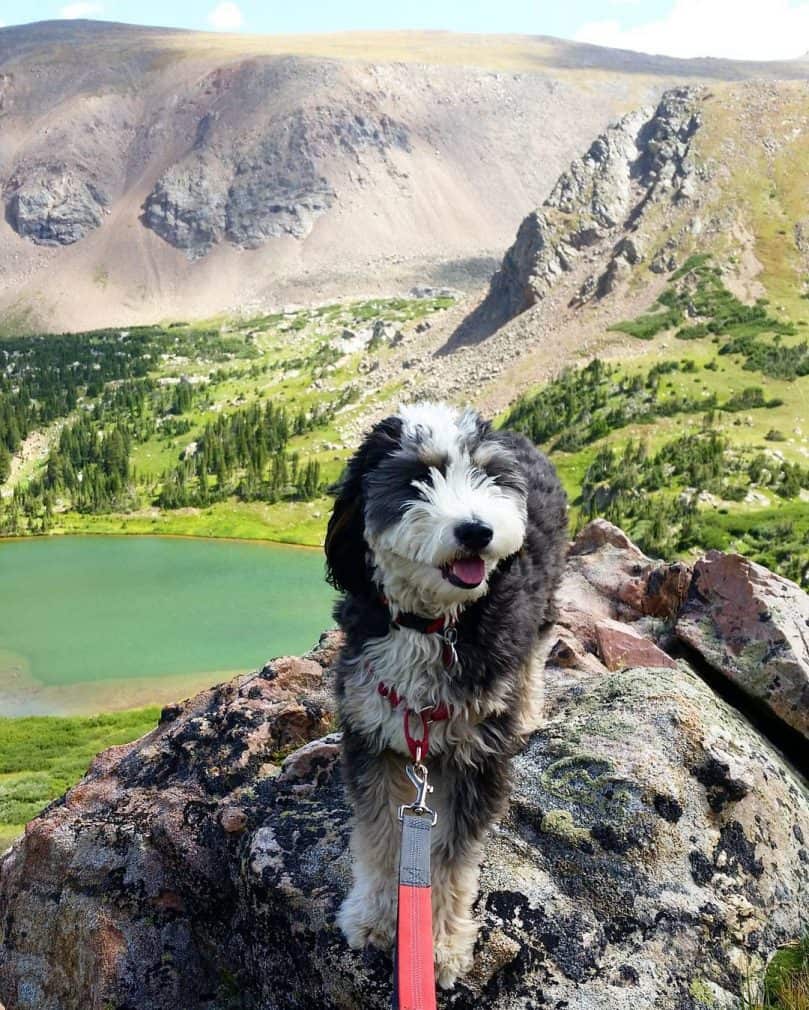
[0,21,807,332]
[4,19,809,76]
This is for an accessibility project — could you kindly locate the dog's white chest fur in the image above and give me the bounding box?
[342,626,518,760]
[343,629,449,755]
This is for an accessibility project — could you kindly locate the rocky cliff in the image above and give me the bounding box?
[450,86,705,345]
[1,521,807,1010]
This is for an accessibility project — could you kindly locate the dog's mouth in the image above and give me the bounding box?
[441,555,486,589]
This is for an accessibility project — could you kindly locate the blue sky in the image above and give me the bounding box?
[1,0,808,60]
[0,0,673,37]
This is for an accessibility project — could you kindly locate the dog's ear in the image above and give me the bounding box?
[325,416,403,595]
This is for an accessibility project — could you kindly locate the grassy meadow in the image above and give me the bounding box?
[0,708,160,850]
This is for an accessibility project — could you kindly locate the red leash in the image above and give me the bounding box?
[393,708,439,1010]
[375,679,452,1008]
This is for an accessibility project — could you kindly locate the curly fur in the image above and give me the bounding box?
[325,402,567,988]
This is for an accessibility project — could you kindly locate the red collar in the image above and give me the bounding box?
[380,595,459,669]
[391,610,449,635]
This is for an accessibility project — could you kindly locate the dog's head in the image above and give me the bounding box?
[325,403,527,615]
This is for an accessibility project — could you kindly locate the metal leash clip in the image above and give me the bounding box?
[441,625,459,667]
[398,752,438,826]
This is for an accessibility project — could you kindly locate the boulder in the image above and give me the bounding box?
[239,661,809,1010]
[0,632,342,1010]
[1,538,808,1010]
[558,519,690,651]
[2,649,806,1010]
[677,551,809,741]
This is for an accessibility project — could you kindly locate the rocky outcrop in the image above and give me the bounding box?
[141,106,408,259]
[677,551,809,741]
[4,169,107,245]
[0,72,13,114]
[451,86,705,344]
[140,159,229,260]
[1,523,808,1010]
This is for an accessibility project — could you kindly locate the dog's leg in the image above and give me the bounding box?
[516,625,553,738]
[430,834,483,989]
[338,741,409,951]
[430,752,511,989]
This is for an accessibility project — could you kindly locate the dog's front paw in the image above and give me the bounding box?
[338,890,396,951]
[434,931,476,990]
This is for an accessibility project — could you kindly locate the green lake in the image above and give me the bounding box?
[0,536,334,716]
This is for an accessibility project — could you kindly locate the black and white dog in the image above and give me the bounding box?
[326,402,567,988]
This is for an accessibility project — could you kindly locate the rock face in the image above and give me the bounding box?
[453,86,704,342]
[2,523,808,1010]
[677,551,809,741]
[5,170,107,245]
[0,638,341,1010]
[140,103,408,259]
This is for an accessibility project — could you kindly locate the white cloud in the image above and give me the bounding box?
[576,0,809,60]
[206,2,244,31]
[59,2,104,17]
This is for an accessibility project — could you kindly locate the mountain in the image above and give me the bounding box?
[3,70,809,585]
[331,81,809,582]
[0,21,807,332]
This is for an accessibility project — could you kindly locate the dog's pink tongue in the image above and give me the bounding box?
[452,556,485,586]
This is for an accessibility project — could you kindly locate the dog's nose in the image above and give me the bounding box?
[454,520,493,551]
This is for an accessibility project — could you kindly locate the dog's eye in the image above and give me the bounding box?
[410,463,437,492]
[364,452,435,531]
[474,446,526,496]
[372,453,433,494]
[418,452,448,477]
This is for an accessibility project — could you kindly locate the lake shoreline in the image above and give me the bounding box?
[0,497,332,547]
[0,535,334,717]
[0,529,324,552]
[0,663,251,718]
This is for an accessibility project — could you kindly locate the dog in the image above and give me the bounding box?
[325,402,567,988]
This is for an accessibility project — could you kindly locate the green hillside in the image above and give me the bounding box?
[505,255,809,586]
[4,255,809,588]
[0,296,452,544]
